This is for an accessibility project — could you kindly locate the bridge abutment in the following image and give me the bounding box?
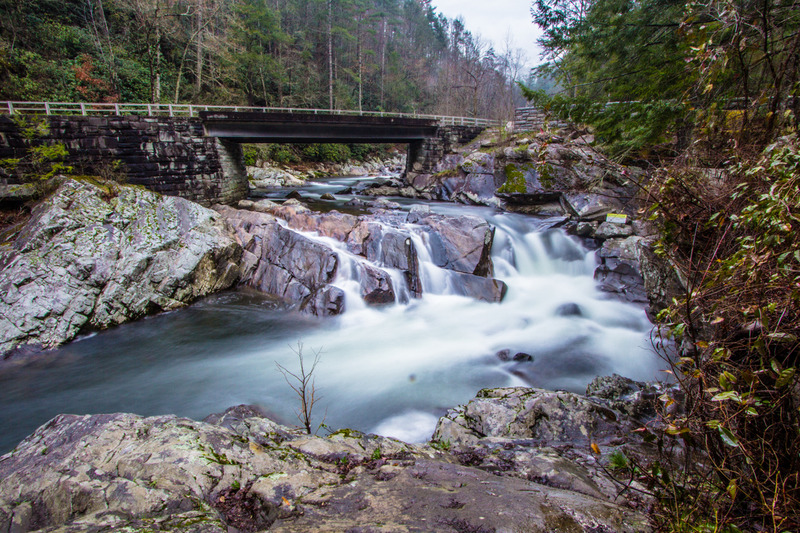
[405,125,485,179]
[0,115,248,206]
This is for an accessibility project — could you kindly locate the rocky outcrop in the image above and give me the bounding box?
[219,202,507,310]
[406,130,642,219]
[431,386,657,521]
[0,179,242,357]
[216,206,345,316]
[0,391,652,532]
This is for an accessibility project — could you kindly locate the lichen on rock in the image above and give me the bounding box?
[0,179,242,357]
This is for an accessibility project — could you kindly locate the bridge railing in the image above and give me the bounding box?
[0,101,497,128]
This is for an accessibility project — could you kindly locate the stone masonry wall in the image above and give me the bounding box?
[406,125,484,175]
[0,115,248,206]
[514,107,569,132]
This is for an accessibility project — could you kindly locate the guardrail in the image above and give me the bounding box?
[0,101,498,128]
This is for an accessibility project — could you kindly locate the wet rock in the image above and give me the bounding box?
[320,193,336,201]
[556,302,584,317]
[513,352,533,362]
[575,221,598,237]
[371,197,401,210]
[217,206,342,317]
[412,213,495,276]
[406,204,432,223]
[359,263,396,305]
[448,271,507,303]
[562,192,624,221]
[0,179,242,357]
[594,237,648,305]
[285,190,303,200]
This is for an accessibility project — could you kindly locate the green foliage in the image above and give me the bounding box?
[301,143,352,163]
[429,439,451,452]
[268,145,299,164]
[4,115,73,181]
[647,135,800,531]
[498,164,527,194]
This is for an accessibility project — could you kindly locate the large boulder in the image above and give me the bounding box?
[411,213,495,276]
[216,206,344,317]
[0,404,650,532]
[0,179,242,357]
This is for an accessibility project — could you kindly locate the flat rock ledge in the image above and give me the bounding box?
[0,179,242,357]
[0,386,654,532]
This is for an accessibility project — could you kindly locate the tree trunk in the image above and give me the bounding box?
[328,0,334,109]
[195,0,204,93]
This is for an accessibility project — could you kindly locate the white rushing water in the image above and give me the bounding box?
[220,205,661,443]
[0,180,664,451]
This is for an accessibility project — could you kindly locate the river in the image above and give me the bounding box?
[0,173,663,453]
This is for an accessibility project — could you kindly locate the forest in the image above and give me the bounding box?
[0,0,529,120]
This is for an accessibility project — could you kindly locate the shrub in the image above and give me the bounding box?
[646,134,800,532]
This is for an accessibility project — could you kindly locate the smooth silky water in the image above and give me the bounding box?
[0,175,664,452]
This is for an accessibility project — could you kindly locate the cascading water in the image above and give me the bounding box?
[0,177,663,452]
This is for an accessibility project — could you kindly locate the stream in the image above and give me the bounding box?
[0,173,664,453]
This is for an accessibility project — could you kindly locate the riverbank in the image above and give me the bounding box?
[0,376,660,532]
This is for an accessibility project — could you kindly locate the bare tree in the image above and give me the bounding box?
[276,342,323,435]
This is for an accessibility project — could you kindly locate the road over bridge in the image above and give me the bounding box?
[0,102,493,205]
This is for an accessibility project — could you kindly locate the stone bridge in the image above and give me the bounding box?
[0,102,490,205]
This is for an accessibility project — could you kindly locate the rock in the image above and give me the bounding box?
[217,206,342,317]
[0,179,242,357]
[411,213,495,276]
[595,221,634,239]
[319,193,336,201]
[441,172,502,205]
[406,204,432,223]
[371,197,401,210]
[562,192,624,221]
[429,387,656,523]
[0,183,38,204]
[433,387,631,447]
[0,403,650,533]
[594,237,648,305]
[576,221,598,237]
[285,190,303,200]
[555,302,584,317]
[460,152,495,174]
[635,239,685,318]
[358,263,396,305]
[586,374,659,419]
[448,271,508,302]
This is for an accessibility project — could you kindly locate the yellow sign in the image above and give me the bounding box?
[606,213,628,224]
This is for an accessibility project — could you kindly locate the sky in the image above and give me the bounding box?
[432,0,544,69]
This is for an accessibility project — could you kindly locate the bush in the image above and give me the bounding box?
[269,145,299,164]
[242,144,269,167]
[646,135,800,532]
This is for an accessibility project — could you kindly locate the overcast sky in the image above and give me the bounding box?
[432,0,544,69]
